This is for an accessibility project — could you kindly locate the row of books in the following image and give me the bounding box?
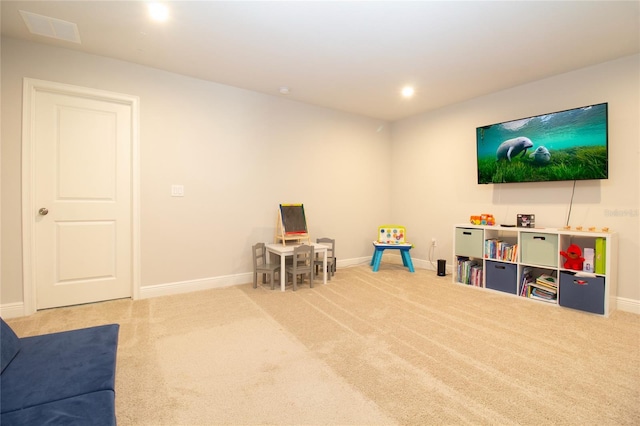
[484,238,517,262]
[456,257,483,287]
[520,267,557,304]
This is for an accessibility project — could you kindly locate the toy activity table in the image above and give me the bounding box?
[265,243,329,291]
[371,243,415,272]
[370,225,415,272]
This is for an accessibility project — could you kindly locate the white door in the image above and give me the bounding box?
[24,80,138,310]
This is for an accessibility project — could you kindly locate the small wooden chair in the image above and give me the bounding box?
[285,244,315,291]
[314,237,336,280]
[252,242,280,289]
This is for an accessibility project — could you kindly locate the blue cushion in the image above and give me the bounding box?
[0,390,116,426]
[0,324,119,414]
[0,317,21,374]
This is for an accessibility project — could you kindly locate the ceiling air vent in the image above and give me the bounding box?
[20,10,81,44]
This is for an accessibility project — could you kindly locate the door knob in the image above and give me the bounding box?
[39,208,49,216]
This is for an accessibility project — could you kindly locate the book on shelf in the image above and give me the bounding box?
[520,269,557,301]
[595,237,606,274]
[531,273,557,294]
[456,257,483,287]
[484,239,496,259]
[520,267,534,297]
[529,286,557,303]
[536,274,557,288]
[484,239,518,262]
[509,244,518,262]
[470,264,483,287]
[529,280,558,294]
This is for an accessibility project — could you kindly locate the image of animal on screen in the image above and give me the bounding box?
[476,103,608,184]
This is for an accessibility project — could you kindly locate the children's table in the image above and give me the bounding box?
[370,242,415,272]
[265,243,329,291]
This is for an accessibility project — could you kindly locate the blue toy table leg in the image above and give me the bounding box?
[400,249,415,272]
[371,246,414,273]
[371,248,384,272]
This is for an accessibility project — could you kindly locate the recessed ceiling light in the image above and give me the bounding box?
[279,87,290,95]
[148,3,169,22]
[401,86,415,98]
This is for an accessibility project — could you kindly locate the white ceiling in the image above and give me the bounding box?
[2,1,639,121]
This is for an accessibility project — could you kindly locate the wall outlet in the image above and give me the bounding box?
[431,238,437,247]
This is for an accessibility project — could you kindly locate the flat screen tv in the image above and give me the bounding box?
[476,103,608,184]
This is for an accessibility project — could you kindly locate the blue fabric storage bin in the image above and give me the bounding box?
[485,260,518,294]
[558,272,605,314]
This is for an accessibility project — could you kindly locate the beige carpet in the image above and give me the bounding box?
[6,264,640,425]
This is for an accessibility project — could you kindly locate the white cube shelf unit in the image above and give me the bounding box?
[453,224,618,316]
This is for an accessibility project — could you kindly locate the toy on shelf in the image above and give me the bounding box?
[560,244,585,270]
[470,214,495,226]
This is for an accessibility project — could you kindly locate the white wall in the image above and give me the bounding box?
[1,37,391,305]
[391,54,640,306]
[2,37,638,313]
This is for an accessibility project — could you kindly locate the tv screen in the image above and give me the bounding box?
[476,103,608,184]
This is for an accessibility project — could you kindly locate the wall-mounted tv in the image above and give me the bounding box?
[476,103,608,184]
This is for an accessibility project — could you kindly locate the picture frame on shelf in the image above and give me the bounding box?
[517,214,535,228]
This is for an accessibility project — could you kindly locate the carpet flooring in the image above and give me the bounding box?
[6,263,640,425]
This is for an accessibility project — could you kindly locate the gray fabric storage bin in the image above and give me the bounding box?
[520,232,558,267]
[455,228,483,258]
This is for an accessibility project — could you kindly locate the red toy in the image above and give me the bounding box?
[560,244,584,270]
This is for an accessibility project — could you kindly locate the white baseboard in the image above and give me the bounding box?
[2,258,638,316]
[615,297,640,314]
[413,258,447,272]
[338,257,371,267]
[0,302,26,319]
[139,272,253,299]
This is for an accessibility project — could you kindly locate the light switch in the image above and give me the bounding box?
[171,185,184,197]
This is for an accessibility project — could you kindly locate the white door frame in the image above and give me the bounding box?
[21,78,140,316]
